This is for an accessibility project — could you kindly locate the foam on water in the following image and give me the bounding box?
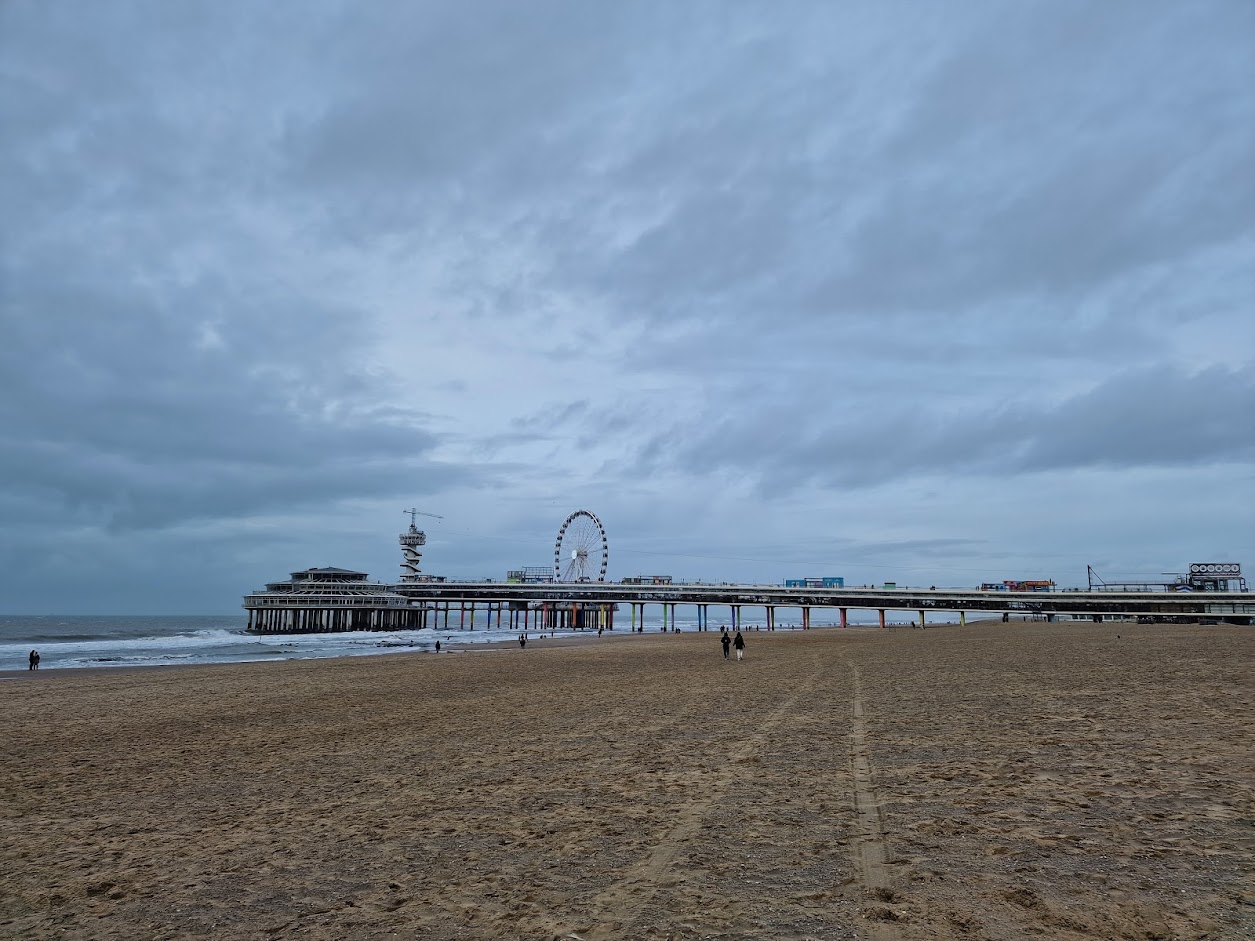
[0,615,600,671]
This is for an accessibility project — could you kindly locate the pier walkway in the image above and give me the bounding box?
[387,582,1255,628]
[244,572,1253,634]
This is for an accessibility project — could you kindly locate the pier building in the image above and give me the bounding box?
[243,567,423,633]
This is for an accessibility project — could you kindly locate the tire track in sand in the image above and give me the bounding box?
[849,664,902,940]
[850,665,890,891]
[582,664,820,941]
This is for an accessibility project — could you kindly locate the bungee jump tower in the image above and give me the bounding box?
[400,507,445,582]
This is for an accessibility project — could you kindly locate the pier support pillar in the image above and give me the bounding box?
[839,607,848,628]
[878,609,886,629]
[960,610,966,626]
[919,610,926,629]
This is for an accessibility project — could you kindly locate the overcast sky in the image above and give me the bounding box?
[2,0,1252,614]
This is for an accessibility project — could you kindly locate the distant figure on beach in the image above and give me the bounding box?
[733,631,745,661]
[435,640,441,654]
[720,631,731,659]
[598,626,603,637]
[519,634,527,649]
[29,649,40,670]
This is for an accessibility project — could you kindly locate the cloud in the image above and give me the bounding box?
[0,205,474,533]
[0,0,1251,610]
[643,364,1255,493]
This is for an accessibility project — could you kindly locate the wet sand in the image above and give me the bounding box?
[2,620,1251,940]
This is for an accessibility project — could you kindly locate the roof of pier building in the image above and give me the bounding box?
[261,567,375,592]
[292,567,368,581]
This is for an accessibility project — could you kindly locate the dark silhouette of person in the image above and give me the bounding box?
[29,649,40,670]
[435,640,441,654]
[720,631,731,659]
[519,634,527,649]
[733,631,746,661]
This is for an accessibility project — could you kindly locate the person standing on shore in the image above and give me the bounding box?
[435,640,441,654]
[519,634,527,649]
[29,649,40,670]
[733,630,745,661]
[720,631,731,659]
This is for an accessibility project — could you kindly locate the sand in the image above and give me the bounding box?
[1,620,1251,940]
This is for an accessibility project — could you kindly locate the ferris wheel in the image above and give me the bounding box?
[554,510,609,582]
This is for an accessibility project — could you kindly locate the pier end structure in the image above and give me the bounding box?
[243,566,422,634]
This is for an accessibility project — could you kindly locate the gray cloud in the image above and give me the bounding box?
[641,364,1255,492]
[1,0,1251,610]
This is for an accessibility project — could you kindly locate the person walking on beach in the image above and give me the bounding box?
[28,649,40,670]
[720,631,731,659]
[519,634,527,649]
[733,630,745,661]
[435,640,441,654]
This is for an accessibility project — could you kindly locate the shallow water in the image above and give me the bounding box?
[0,614,584,672]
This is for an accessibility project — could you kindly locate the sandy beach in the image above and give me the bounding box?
[1,620,1251,940]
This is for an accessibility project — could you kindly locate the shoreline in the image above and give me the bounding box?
[0,619,978,681]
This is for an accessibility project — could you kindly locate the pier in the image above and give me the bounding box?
[245,576,1254,635]
[242,519,1253,634]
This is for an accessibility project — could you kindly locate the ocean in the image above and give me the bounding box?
[0,614,592,672]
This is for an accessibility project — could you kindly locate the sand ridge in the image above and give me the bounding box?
[1,620,1252,940]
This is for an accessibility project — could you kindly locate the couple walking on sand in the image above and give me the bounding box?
[720,630,745,661]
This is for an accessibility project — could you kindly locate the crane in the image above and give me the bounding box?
[405,508,443,529]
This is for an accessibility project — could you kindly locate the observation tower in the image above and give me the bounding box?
[400,523,426,581]
[400,508,443,582]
